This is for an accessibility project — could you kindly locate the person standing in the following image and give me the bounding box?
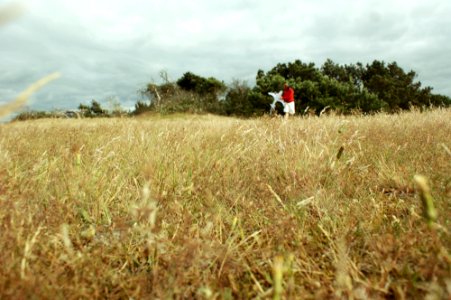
[281,83,295,119]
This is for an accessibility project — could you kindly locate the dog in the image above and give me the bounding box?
[268,91,285,115]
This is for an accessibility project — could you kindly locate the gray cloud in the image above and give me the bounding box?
[1,0,450,114]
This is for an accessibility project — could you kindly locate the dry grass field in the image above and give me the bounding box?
[0,110,450,299]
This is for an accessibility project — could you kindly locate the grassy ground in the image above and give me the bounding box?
[0,110,450,299]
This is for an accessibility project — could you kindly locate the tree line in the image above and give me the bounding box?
[134,59,450,117]
[13,58,451,121]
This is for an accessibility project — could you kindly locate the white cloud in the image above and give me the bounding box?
[1,0,450,111]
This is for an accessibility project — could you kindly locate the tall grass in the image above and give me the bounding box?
[0,110,450,299]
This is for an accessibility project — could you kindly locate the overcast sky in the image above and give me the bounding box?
[1,0,450,112]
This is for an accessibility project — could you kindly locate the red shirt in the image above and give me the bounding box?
[282,87,294,103]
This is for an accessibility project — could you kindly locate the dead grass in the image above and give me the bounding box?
[0,110,450,299]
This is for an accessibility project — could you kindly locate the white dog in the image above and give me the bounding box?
[268,91,285,114]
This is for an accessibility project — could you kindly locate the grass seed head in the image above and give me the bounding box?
[413,175,438,225]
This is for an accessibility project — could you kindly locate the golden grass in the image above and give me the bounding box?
[0,110,450,299]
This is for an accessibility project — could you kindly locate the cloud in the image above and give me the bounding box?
[1,0,450,113]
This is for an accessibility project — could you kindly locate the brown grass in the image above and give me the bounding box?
[0,110,450,299]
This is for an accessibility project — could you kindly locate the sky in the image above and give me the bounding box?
[1,0,450,113]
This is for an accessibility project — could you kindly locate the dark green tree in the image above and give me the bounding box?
[90,100,106,115]
[267,60,322,82]
[222,80,253,116]
[78,100,107,117]
[176,72,226,96]
[362,61,422,110]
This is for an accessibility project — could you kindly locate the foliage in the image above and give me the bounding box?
[362,61,419,111]
[133,100,154,115]
[221,80,254,116]
[267,59,322,82]
[177,72,227,96]
[249,59,451,115]
[11,110,65,121]
[78,100,108,117]
[137,72,227,115]
[12,100,128,121]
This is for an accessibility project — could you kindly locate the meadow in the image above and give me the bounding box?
[0,110,449,299]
